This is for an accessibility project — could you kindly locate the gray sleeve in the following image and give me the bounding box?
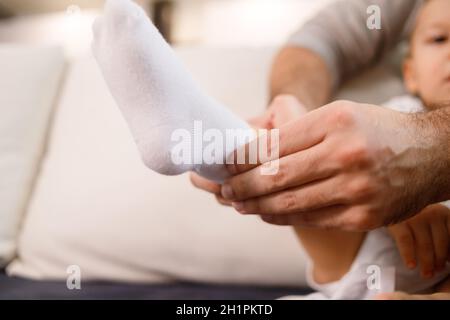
[288,0,423,89]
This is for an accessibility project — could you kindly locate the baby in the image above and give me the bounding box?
[286,0,450,299]
[92,0,450,299]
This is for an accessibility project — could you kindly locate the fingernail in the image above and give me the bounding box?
[232,201,245,213]
[221,184,235,200]
[407,261,416,269]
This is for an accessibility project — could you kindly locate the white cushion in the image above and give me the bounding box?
[7,48,308,286]
[7,46,406,286]
[0,45,65,267]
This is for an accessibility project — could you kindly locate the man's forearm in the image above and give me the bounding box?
[269,47,333,110]
[416,106,450,203]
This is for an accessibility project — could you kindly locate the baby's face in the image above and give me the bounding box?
[404,0,450,108]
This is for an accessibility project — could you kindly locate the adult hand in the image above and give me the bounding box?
[221,100,446,231]
[190,95,308,206]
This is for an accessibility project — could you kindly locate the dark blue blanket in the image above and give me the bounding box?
[0,272,310,300]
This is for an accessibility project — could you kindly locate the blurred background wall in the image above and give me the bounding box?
[0,0,334,57]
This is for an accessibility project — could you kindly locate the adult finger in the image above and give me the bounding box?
[226,107,329,175]
[221,140,336,201]
[247,114,272,129]
[231,175,347,216]
[189,173,221,194]
[215,194,232,207]
[271,95,308,127]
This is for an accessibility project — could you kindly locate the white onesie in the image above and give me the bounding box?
[285,95,450,300]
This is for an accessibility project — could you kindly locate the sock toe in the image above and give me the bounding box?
[104,0,143,24]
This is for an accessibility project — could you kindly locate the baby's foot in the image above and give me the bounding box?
[92,0,253,182]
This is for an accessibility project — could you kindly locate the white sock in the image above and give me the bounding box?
[92,0,253,182]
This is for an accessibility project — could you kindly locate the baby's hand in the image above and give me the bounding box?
[388,204,450,279]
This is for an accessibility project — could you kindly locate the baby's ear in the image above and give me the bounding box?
[403,58,419,95]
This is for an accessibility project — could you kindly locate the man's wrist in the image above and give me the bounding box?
[410,107,450,203]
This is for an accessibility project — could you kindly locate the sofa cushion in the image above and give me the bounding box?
[0,45,65,267]
[7,48,308,286]
[7,45,406,286]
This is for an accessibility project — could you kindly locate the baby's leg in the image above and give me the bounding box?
[293,226,366,284]
[92,0,253,182]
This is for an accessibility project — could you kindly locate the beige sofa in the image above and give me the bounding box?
[0,42,406,298]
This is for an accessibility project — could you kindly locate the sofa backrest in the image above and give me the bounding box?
[0,45,65,267]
